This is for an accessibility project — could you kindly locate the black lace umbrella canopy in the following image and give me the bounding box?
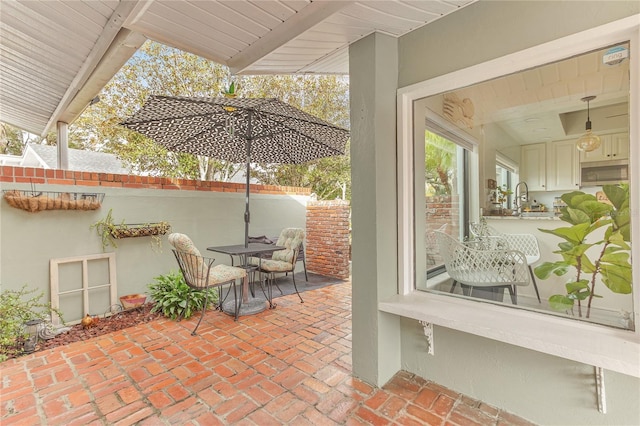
[122,95,350,246]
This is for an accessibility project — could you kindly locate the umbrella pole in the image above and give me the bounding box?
[244,110,253,248]
[244,138,250,248]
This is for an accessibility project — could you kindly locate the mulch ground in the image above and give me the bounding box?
[35,304,162,355]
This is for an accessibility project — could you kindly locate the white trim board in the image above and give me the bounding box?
[379,291,640,378]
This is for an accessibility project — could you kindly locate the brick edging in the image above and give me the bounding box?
[0,166,311,196]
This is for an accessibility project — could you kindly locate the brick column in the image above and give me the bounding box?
[425,195,460,267]
[305,200,351,279]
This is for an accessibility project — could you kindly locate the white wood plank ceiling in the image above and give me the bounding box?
[0,0,475,136]
[125,0,474,75]
[444,44,630,146]
[0,0,144,136]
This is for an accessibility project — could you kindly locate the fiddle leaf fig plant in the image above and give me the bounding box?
[534,184,631,318]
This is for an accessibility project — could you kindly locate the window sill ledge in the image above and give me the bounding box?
[379,290,640,378]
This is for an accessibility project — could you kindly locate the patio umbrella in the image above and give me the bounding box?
[121,95,349,247]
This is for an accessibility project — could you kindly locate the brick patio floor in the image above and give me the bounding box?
[1,280,535,425]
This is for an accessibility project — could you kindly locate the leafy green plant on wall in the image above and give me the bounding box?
[90,208,125,250]
[147,270,218,320]
[534,184,631,318]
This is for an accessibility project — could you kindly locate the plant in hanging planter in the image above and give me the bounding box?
[534,184,631,319]
[90,208,124,250]
[90,209,171,252]
[108,222,171,239]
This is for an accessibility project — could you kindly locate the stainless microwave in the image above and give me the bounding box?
[581,159,629,186]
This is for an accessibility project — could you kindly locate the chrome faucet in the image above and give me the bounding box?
[514,181,529,212]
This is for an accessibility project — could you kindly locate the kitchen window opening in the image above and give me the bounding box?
[387,15,639,377]
[413,41,634,331]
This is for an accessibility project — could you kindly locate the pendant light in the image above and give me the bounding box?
[576,96,601,152]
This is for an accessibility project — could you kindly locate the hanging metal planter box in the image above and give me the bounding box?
[109,222,171,239]
[3,190,104,212]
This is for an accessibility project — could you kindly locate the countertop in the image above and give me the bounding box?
[483,215,561,221]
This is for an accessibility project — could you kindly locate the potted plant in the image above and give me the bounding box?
[221,81,238,98]
[490,185,513,215]
[534,184,631,319]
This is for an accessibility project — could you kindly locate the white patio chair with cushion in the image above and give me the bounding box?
[247,234,308,298]
[435,230,530,304]
[251,228,305,305]
[168,233,247,334]
[470,221,542,303]
[249,235,308,282]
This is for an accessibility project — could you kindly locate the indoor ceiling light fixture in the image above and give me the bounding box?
[576,95,601,152]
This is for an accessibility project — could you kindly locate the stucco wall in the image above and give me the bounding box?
[347,1,640,425]
[401,319,640,426]
[398,1,640,88]
[0,166,309,322]
[350,32,401,387]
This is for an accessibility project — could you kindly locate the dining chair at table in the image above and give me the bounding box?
[246,235,283,297]
[250,228,305,305]
[249,235,309,282]
[469,221,542,303]
[434,230,530,304]
[296,240,309,282]
[168,233,247,334]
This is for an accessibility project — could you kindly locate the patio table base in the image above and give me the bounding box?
[222,297,267,316]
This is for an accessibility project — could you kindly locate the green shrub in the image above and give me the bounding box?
[0,285,63,361]
[147,270,218,320]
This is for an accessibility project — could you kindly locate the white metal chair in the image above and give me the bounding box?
[426,223,448,268]
[434,231,530,304]
[469,221,542,303]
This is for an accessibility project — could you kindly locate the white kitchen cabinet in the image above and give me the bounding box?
[579,132,629,162]
[520,140,579,192]
[520,143,546,191]
[546,139,580,191]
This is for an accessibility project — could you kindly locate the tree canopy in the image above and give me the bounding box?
[425,131,456,196]
[72,41,351,199]
[0,123,53,155]
[2,40,351,200]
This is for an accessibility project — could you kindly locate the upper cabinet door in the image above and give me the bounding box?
[580,132,629,162]
[520,143,546,191]
[608,132,630,160]
[547,140,580,191]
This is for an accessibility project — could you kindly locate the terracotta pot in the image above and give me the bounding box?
[119,294,147,309]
